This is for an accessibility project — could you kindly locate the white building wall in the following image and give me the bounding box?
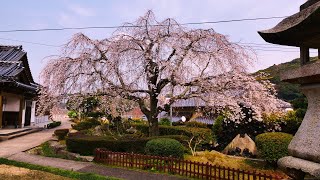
[3,96,20,112]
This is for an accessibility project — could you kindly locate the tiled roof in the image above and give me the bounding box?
[0,46,26,77]
[0,45,38,92]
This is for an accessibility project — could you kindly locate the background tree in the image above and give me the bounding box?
[39,11,285,136]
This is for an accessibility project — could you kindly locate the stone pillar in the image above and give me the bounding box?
[21,100,26,128]
[18,97,24,128]
[288,84,320,162]
[30,101,36,126]
[278,83,320,178]
[300,47,310,65]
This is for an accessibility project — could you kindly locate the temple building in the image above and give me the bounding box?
[0,45,38,128]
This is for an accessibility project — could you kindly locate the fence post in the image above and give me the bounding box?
[253,170,256,180]
[130,152,134,167]
[169,156,174,174]
[94,148,100,161]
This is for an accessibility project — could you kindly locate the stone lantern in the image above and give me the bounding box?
[259,0,320,179]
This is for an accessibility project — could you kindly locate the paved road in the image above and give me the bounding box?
[0,118,71,158]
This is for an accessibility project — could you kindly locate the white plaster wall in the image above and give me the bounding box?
[3,96,20,112]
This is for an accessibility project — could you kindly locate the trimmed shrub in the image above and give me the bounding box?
[172,120,185,126]
[66,134,189,156]
[255,132,293,163]
[71,118,101,131]
[67,111,78,118]
[47,121,61,129]
[66,135,150,155]
[212,115,224,141]
[54,129,70,140]
[134,124,212,142]
[186,121,207,128]
[281,111,302,135]
[86,111,104,118]
[159,118,171,126]
[145,138,184,158]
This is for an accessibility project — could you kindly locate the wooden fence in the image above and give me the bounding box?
[94,149,283,180]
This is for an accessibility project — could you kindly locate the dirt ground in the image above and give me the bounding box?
[0,164,71,180]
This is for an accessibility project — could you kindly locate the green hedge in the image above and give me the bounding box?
[47,121,61,129]
[68,110,78,118]
[54,129,69,140]
[71,118,101,131]
[185,121,207,128]
[134,124,212,142]
[145,138,184,158]
[255,132,293,163]
[66,133,188,156]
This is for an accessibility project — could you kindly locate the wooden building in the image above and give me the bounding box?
[0,46,38,128]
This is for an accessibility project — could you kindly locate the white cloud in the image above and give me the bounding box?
[57,12,75,27]
[69,5,95,17]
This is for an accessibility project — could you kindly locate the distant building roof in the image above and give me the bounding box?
[172,98,206,107]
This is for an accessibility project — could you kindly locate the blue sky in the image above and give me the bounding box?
[0,0,313,82]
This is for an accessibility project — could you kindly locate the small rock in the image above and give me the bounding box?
[48,141,66,153]
[93,125,103,136]
[59,150,80,160]
[126,126,137,134]
[79,156,94,162]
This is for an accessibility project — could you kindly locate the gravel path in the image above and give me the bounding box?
[78,164,188,180]
[0,119,71,158]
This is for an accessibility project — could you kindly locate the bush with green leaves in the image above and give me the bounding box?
[281,111,302,134]
[68,110,78,118]
[145,138,184,158]
[159,118,171,126]
[255,132,293,163]
[47,121,61,129]
[66,133,188,155]
[185,121,207,128]
[263,111,302,135]
[71,118,101,131]
[85,111,105,118]
[54,129,70,140]
[212,105,266,151]
[135,124,212,142]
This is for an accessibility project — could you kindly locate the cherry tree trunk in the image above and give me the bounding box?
[149,117,159,136]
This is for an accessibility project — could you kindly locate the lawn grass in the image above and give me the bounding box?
[0,158,119,180]
[0,164,72,180]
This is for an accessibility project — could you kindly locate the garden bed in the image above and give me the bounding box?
[26,140,94,162]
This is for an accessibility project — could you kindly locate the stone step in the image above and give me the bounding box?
[0,128,32,136]
[0,128,43,141]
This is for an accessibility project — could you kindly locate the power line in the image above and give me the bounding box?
[0,16,288,33]
[0,37,62,47]
[0,36,313,53]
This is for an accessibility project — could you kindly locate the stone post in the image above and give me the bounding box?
[300,47,310,65]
